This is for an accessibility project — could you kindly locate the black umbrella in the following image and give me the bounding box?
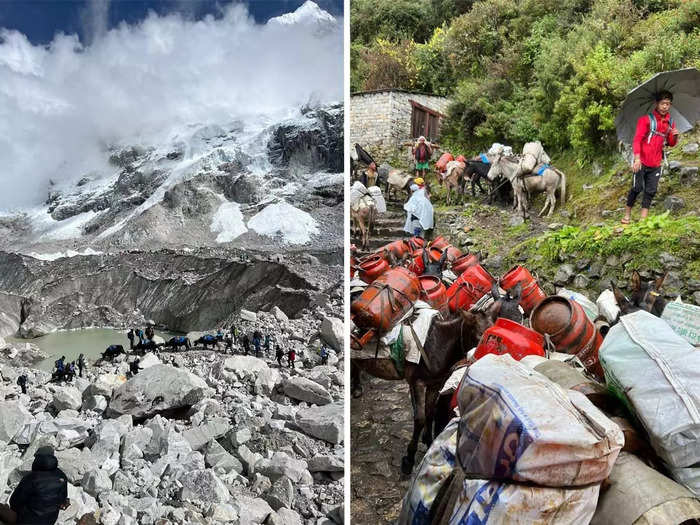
[354,143,376,166]
[615,68,700,145]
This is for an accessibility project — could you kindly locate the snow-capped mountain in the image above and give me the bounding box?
[0,2,343,256]
[0,103,343,254]
[268,1,339,35]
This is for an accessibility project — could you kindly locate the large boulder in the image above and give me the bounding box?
[138,352,161,369]
[83,373,126,399]
[282,376,333,406]
[107,365,210,419]
[82,469,113,497]
[205,440,244,474]
[52,386,82,411]
[222,356,269,382]
[256,452,309,483]
[254,367,281,396]
[233,494,273,525]
[180,469,230,504]
[320,317,343,351]
[0,401,33,444]
[295,402,343,444]
[182,418,231,451]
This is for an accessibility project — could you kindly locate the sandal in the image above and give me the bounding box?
[620,217,630,225]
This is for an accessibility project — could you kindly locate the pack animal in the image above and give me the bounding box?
[195,335,219,349]
[612,270,668,318]
[487,154,566,219]
[351,310,492,475]
[442,161,466,205]
[351,195,377,250]
[352,285,526,474]
[464,158,512,205]
[385,169,414,201]
[164,336,191,351]
[101,344,125,361]
[421,249,449,280]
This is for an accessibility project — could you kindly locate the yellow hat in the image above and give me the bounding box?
[414,177,424,185]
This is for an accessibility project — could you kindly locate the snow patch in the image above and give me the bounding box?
[26,247,103,261]
[247,201,318,245]
[210,201,247,243]
[37,211,97,241]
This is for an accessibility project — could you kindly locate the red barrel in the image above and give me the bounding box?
[357,254,390,284]
[452,253,480,275]
[474,318,545,361]
[407,246,443,275]
[455,155,466,163]
[429,236,449,251]
[375,237,424,260]
[442,245,463,262]
[446,264,496,312]
[419,275,449,315]
[351,267,421,333]
[350,255,357,279]
[435,153,454,173]
[530,296,604,381]
[500,265,547,315]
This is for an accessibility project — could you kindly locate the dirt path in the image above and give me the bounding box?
[350,374,425,524]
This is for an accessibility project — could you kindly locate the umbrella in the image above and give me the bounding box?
[615,68,700,145]
[354,143,376,166]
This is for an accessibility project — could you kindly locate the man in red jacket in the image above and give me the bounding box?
[622,90,679,224]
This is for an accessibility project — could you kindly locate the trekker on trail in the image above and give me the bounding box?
[16,374,27,395]
[129,358,142,377]
[216,329,224,342]
[320,346,329,365]
[276,345,284,367]
[231,325,238,344]
[78,354,85,378]
[264,334,271,354]
[127,328,135,349]
[403,182,434,239]
[253,334,261,357]
[0,446,69,525]
[242,334,251,355]
[288,348,296,369]
[65,362,76,382]
[622,90,679,224]
[413,136,432,179]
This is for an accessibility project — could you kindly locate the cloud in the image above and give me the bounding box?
[0,2,342,210]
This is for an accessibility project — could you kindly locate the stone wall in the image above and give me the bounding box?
[350,90,451,161]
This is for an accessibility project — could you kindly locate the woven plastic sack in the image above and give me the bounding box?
[661,301,700,346]
[599,310,700,468]
[557,288,599,322]
[596,289,620,323]
[455,354,623,486]
[367,185,386,214]
[350,180,367,207]
[399,420,600,525]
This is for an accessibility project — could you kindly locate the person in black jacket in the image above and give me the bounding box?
[0,446,69,524]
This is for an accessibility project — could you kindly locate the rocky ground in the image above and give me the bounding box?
[0,308,345,525]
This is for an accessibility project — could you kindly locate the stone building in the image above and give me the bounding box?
[350,89,451,160]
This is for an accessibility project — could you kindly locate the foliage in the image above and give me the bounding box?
[520,212,700,267]
[350,0,700,164]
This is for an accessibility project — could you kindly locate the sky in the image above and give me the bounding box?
[0,1,344,45]
[0,0,344,210]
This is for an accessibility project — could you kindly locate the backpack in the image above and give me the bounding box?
[647,112,674,144]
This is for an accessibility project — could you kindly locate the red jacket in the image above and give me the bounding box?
[632,110,678,168]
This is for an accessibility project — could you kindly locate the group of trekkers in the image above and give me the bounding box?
[50,354,86,383]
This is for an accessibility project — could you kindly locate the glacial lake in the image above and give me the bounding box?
[8,327,179,371]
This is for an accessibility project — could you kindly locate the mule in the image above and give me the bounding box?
[195,335,220,349]
[422,248,449,280]
[351,195,377,250]
[612,270,668,318]
[385,169,413,201]
[464,159,512,205]
[101,344,126,361]
[351,288,524,474]
[487,154,566,219]
[351,310,492,475]
[164,336,191,351]
[442,161,466,205]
